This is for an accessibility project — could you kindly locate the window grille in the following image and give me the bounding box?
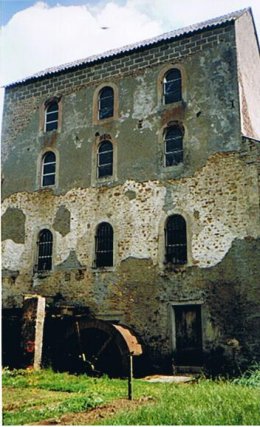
[98,141,113,178]
[95,222,113,267]
[165,215,187,264]
[42,151,56,186]
[163,69,182,104]
[99,87,114,120]
[37,229,53,271]
[45,101,59,132]
[165,126,183,166]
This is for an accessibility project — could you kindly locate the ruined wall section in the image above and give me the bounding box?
[2,23,240,199]
[2,147,259,303]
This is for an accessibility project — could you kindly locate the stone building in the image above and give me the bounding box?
[1,8,260,376]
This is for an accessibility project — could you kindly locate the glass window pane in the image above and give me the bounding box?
[99,141,112,153]
[43,163,56,174]
[44,152,56,163]
[43,174,55,186]
[46,112,58,122]
[98,164,113,177]
[99,151,113,165]
[164,69,182,104]
[95,222,113,267]
[47,102,58,113]
[99,87,114,119]
[46,121,58,132]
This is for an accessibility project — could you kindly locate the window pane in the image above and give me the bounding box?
[98,164,113,177]
[166,136,182,152]
[43,163,56,174]
[46,112,58,122]
[101,87,113,98]
[99,87,114,119]
[98,141,113,177]
[99,105,113,120]
[166,151,183,166]
[47,102,58,113]
[44,152,56,163]
[166,215,187,264]
[95,223,113,267]
[46,121,58,132]
[164,69,182,104]
[99,141,112,153]
[99,151,113,165]
[43,174,55,186]
[165,127,183,166]
[37,229,53,271]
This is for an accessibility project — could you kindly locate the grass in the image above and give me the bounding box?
[99,379,260,425]
[2,367,260,425]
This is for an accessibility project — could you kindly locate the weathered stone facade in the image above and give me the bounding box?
[2,8,260,375]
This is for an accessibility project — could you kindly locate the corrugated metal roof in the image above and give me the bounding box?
[6,8,249,88]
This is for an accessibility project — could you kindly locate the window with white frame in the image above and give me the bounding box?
[97,141,113,178]
[41,151,56,187]
[164,125,184,166]
[45,101,59,132]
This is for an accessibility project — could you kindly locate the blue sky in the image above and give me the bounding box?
[1,0,121,24]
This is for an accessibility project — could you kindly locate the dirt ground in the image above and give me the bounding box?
[33,397,154,425]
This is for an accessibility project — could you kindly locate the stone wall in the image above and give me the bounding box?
[1,14,260,373]
[2,141,260,370]
[2,22,240,199]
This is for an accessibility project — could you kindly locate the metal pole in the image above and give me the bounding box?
[128,353,133,400]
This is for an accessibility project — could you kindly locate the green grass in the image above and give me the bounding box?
[99,379,260,425]
[2,367,260,425]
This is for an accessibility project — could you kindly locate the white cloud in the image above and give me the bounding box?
[0,0,260,132]
[0,1,162,86]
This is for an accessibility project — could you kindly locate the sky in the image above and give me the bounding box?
[0,0,260,126]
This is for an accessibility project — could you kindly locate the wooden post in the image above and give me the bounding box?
[128,353,133,400]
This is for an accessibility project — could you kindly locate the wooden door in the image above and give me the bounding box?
[174,305,202,365]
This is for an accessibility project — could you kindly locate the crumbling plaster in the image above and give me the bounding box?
[2,151,259,276]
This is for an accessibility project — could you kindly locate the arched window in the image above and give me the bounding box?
[97,141,113,178]
[164,126,183,166]
[95,222,113,267]
[45,101,59,132]
[37,229,53,271]
[98,87,114,120]
[163,69,182,104]
[42,151,56,187]
[165,215,187,264]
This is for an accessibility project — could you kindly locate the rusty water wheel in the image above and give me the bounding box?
[51,319,143,378]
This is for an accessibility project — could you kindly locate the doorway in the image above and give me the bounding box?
[173,305,203,365]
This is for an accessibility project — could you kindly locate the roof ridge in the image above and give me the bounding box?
[6,7,250,88]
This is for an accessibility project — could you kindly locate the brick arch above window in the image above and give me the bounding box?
[93,82,119,124]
